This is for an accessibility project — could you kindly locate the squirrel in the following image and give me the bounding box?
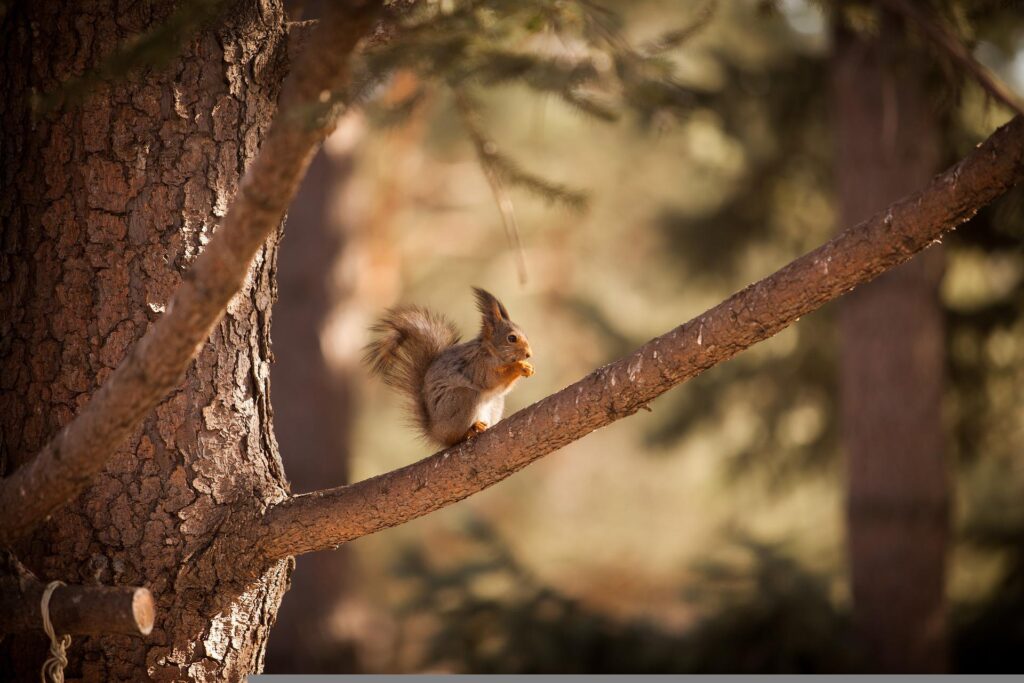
[363,287,534,447]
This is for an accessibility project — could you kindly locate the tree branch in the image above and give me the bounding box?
[879,0,1024,117]
[0,2,384,546]
[256,115,1024,563]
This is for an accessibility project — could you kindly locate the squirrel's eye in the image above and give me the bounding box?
[507,334,518,343]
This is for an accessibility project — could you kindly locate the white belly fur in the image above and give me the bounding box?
[475,386,510,427]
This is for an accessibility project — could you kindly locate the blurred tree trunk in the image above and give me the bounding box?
[262,1,364,674]
[264,68,421,674]
[0,1,292,679]
[264,126,365,674]
[832,8,950,672]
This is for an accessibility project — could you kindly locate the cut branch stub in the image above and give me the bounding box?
[0,578,154,636]
[256,114,1024,563]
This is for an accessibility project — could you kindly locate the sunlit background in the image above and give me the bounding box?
[265,0,1024,673]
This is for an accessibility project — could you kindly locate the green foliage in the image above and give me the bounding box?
[396,511,1024,673]
[394,519,854,673]
[359,0,714,208]
[952,443,1024,672]
[678,534,856,673]
[455,89,589,211]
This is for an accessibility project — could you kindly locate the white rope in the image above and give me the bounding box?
[40,581,70,683]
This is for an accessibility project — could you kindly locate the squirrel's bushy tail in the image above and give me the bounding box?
[363,306,461,428]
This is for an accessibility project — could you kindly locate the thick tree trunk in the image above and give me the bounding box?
[0,1,291,680]
[833,12,950,672]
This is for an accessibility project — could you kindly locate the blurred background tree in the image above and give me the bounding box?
[832,3,948,671]
[265,0,1024,673]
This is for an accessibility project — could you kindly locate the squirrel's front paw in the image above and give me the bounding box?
[515,360,535,378]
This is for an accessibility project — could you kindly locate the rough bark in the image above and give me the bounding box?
[250,114,1024,566]
[833,12,950,672]
[0,1,375,680]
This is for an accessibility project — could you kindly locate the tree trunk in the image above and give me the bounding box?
[0,1,291,680]
[833,10,950,672]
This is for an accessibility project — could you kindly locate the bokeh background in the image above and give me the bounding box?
[264,0,1024,673]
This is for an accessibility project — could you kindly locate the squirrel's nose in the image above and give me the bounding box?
[523,345,532,359]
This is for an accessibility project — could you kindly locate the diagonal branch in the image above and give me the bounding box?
[0,2,384,547]
[255,115,1024,563]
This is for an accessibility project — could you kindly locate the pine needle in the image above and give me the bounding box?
[878,0,1024,118]
[454,88,530,285]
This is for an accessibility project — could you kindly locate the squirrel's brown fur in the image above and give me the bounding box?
[363,306,461,434]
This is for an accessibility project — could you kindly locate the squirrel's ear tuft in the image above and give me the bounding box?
[473,287,509,332]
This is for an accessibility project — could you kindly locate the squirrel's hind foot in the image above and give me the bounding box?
[463,421,488,441]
